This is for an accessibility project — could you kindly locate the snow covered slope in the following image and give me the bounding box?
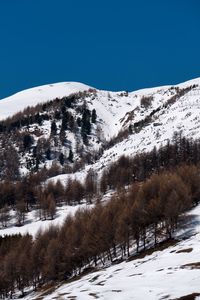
[0,82,91,121]
[1,78,200,141]
[0,202,91,237]
[47,77,200,186]
[0,78,198,131]
[24,204,200,300]
[1,77,200,180]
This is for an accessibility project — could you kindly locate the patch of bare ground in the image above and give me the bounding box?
[172,293,200,300]
[32,268,99,299]
[176,248,193,254]
[181,262,200,269]
[96,280,106,286]
[89,275,100,282]
[114,268,123,273]
[33,282,60,299]
[60,292,71,295]
[128,273,143,277]
[112,289,122,293]
[127,239,178,262]
[63,267,99,286]
[51,293,70,300]
[89,292,99,299]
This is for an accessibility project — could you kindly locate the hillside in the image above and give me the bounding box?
[0,82,91,121]
[1,78,200,299]
[23,203,200,300]
[0,78,200,181]
[1,77,200,238]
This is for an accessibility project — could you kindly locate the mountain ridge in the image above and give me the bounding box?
[0,77,200,180]
[1,77,200,121]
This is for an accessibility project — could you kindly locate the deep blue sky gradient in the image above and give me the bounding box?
[0,0,200,98]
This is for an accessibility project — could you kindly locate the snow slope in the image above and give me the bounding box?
[0,78,198,135]
[24,204,200,300]
[1,78,200,142]
[0,82,91,121]
[50,78,200,185]
[0,202,91,238]
[1,77,199,188]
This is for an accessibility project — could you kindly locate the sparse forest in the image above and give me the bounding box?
[1,133,200,297]
[0,90,103,180]
[0,162,199,298]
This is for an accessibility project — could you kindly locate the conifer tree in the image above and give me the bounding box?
[68,149,74,163]
[91,108,97,123]
[51,121,57,135]
[59,153,65,166]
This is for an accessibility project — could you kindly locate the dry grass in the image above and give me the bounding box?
[127,239,178,262]
[89,292,99,299]
[89,275,100,282]
[128,273,143,277]
[176,248,193,254]
[96,280,106,286]
[181,262,200,269]
[33,282,59,300]
[172,293,200,300]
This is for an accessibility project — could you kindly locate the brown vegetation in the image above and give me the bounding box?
[0,161,199,297]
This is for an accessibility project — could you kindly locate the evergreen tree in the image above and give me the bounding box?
[59,129,66,145]
[77,117,81,127]
[46,148,51,160]
[69,115,75,131]
[51,121,57,135]
[61,104,66,114]
[68,149,74,163]
[35,113,43,126]
[23,134,33,150]
[61,112,69,131]
[59,153,65,166]
[91,109,97,123]
[54,110,61,120]
[32,146,37,158]
[81,108,91,143]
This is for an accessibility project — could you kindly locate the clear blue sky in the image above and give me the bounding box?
[0,0,200,98]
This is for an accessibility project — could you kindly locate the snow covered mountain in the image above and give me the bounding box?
[0,77,200,227]
[1,78,200,300]
[1,77,200,138]
[0,77,200,180]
